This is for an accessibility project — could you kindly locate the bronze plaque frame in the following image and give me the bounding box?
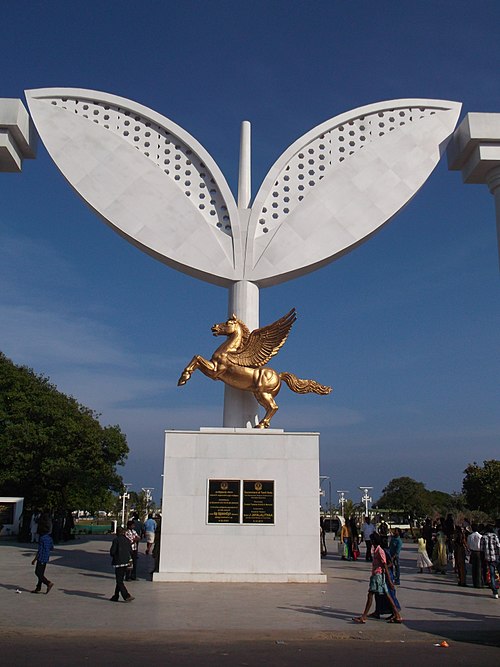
[242,480,275,524]
[207,479,241,524]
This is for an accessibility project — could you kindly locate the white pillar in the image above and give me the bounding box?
[223,281,260,427]
[237,120,251,209]
[223,121,260,427]
[447,112,500,269]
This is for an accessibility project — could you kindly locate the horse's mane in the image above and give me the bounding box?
[234,317,251,349]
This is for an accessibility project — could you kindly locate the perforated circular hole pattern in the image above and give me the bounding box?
[47,97,232,237]
[256,106,440,237]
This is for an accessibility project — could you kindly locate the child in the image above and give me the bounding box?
[417,536,433,573]
[31,530,54,594]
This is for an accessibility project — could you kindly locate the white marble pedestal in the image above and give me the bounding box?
[153,428,326,583]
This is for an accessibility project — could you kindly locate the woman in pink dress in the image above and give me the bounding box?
[352,532,403,624]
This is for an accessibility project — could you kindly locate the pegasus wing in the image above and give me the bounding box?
[245,99,462,286]
[25,88,241,287]
[228,308,297,367]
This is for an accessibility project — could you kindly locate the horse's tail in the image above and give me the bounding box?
[280,372,332,396]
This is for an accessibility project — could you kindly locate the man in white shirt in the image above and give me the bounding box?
[467,524,483,589]
[361,516,376,562]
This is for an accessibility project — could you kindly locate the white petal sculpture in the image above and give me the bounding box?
[25,89,461,425]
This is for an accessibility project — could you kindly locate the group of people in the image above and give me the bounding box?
[29,510,161,601]
[340,516,397,564]
[29,509,74,544]
[419,516,500,597]
[340,513,500,624]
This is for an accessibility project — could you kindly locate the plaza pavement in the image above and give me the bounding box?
[0,533,499,665]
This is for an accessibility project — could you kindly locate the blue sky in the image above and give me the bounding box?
[1,1,499,506]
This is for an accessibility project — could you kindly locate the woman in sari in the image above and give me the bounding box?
[352,532,403,624]
[454,526,468,586]
[432,530,447,574]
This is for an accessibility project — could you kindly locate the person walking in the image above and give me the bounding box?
[454,526,469,587]
[31,530,54,594]
[29,510,40,544]
[320,516,327,557]
[131,513,144,547]
[422,518,434,560]
[361,516,375,562]
[480,525,500,599]
[143,514,157,556]
[467,524,483,588]
[352,532,403,624]
[340,520,353,560]
[378,519,389,548]
[109,527,135,602]
[432,530,447,574]
[416,536,433,573]
[389,528,403,585]
[124,520,141,581]
[370,549,402,620]
[349,516,360,560]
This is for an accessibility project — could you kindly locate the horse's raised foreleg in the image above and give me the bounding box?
[177,355,217,386]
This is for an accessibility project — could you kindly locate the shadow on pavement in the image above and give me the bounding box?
[277,604,354,622]
[59,588,108,600]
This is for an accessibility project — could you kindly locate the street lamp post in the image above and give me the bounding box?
[142,487,154,513]
[120,484,131,527]
[319,476,330,512]
[337,490,349,518]
[359,486,373,516]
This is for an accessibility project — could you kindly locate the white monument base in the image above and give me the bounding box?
[153,428,326,583]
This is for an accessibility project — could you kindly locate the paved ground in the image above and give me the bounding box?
[1,534,499,665]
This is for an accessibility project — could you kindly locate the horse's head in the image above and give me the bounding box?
[211,314,239,337]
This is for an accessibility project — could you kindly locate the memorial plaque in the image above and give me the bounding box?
[207,479,241,524]
[0,503,15,525]
[242,480,274,524]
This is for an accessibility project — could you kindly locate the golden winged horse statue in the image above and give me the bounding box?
[177,308,332,429]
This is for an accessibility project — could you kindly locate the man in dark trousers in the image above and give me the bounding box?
[481,525,500,599]
[31,530,54,594]
[110,526,135,602]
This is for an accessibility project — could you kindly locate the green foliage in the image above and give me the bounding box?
[427,490,456,514]
[339,499,363,519]
[376,470,499,523]
[128,489,156,518]
[0,352,128,510]
[376,477,430,518]
[462,460,500,518]
[375,476,431,518]
[374,476,462,519]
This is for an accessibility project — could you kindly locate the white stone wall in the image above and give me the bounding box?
[154,429,326,583]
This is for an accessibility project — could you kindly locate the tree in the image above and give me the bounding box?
[375,476,432,519]
[338,499,363,519]
[129,490,157,518]
[0,352,128,510]
[462,460,500,518]
[427,490,456,515]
